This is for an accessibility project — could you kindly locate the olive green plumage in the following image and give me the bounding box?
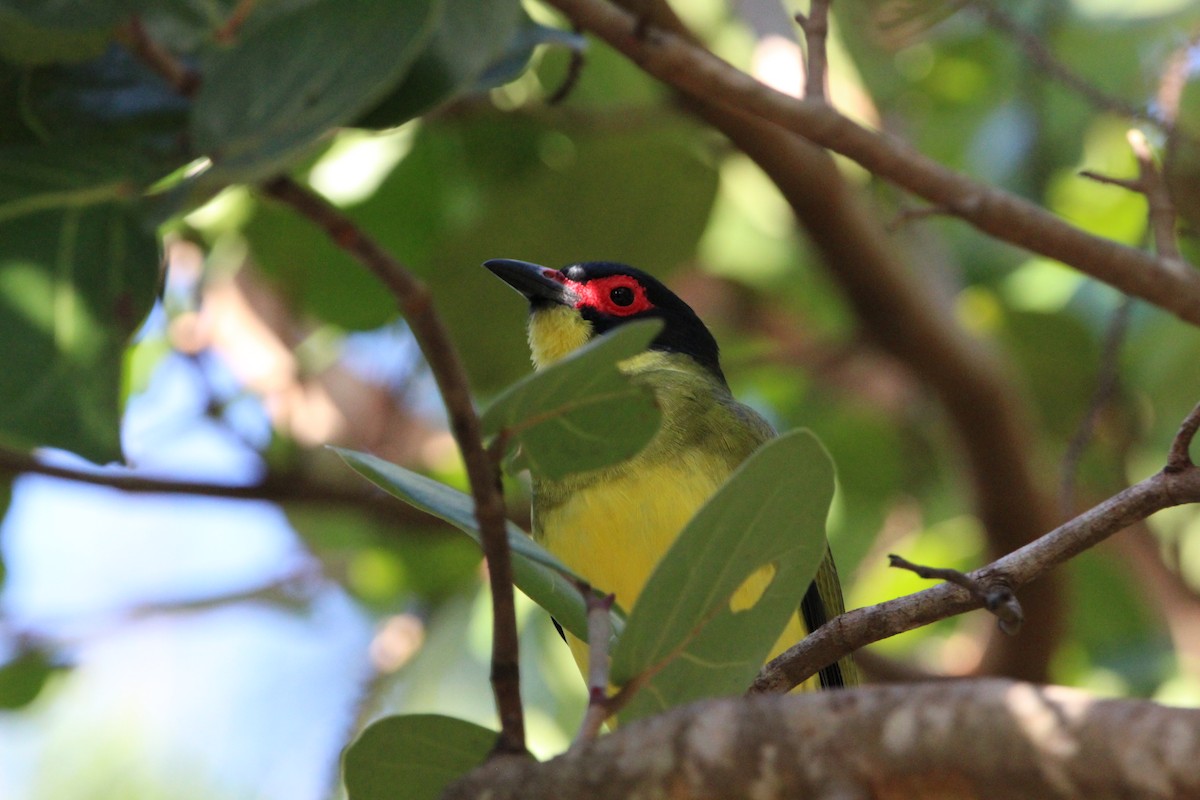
[485,258,857,690]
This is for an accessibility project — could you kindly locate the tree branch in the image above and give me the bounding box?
[545,0,1200,326]
[750,400,1200,694]
[0,443,421,513]
[888,553,1023,635]
[259,177,527,756]
[793,1,831,101]
[119,16,200,97]
[446,679,1200,800]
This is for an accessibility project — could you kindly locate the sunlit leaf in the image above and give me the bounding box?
[480,320,663,480]
[334,448,624,641]
[611,430,835,723]
[343,714,494,800]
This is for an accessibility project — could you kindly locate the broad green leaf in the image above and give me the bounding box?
[357,0,524,130]
[3,47,190,148]
[0,0,123,31]
[611,430,835,722]
[334,447,624,641]
[0,204,158,462]
[0,648,58,709]
[480,320,663,480]
[343,714,494,800]
[190,0,438,185]
[0,10,110,65]
[0,143,160,223]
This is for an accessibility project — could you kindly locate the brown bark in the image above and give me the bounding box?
[446,679,1200,800]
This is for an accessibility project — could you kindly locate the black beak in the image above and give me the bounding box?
[484,259,579,307]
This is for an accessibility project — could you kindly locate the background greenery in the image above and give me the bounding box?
[2,0,1200,797]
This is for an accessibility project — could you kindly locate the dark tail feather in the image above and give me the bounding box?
[800,581,846,689]
[801,546,859,689]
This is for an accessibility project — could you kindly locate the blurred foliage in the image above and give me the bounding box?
[2,0,1200,798]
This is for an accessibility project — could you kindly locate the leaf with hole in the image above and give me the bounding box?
[610,430,835,723]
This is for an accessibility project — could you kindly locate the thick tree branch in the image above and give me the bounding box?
[587,0,1061,681]
[750,401,1200,693]
[447,679,1200,800]
[546,0,1200,325]
[259,178,526,756]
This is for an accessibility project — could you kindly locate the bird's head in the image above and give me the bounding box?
[485,258,724,381]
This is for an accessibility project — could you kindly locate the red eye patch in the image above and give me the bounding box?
[570,274,654,316]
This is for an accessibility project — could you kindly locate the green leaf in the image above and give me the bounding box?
[333,448,624,641]
[0,0,124,31]
[610,430,835,722]
[0,204,158,462]
[0,648,58,710]
[190,0,438,185]
[343,714,494,800]
[0,10,111,64]
[2,47,190,148]
[240,197,396,330]
[479,320,663,480]
[0,143,156,223]
[357,0,524,130]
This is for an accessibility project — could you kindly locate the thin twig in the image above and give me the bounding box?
[573,586,615,749]
[215,0,258,43]
[1078,170,1140,192]
[1167,401,1200,473]
[793,1,831,102]
[120,16,200,97]
[260,177,527,757]
[1127,129,1185,268]
[0,444,411,509]
[749,400,1200,693]
[886,203,954,232]
[889,554,1023,634]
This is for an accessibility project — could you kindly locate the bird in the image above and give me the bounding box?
[484,257,855,691]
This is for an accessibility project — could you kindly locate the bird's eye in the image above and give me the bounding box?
[610,286,635,306]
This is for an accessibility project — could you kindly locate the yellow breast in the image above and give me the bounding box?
[535,449,814,689]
